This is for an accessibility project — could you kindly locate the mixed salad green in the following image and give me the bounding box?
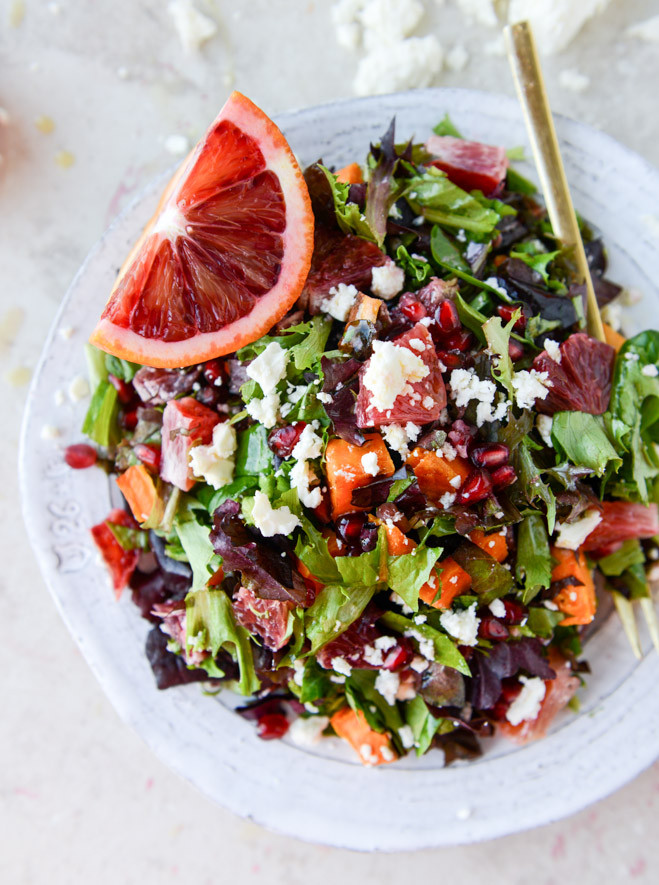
[76,115,659,765]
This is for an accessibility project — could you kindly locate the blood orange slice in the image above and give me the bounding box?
[91,92,314,368]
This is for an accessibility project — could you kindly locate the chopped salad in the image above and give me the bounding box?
[75,114,659,766]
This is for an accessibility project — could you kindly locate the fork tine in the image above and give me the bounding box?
[639,597,659,654]
[611,592,642,660]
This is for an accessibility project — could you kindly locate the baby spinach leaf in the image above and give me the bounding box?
[433,113,462,137]
[405,695,449,756]
[405,166,502,234]
[235,424,274,476]
[598,539,645,577]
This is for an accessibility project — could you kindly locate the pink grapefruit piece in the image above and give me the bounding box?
[90,91,314,368]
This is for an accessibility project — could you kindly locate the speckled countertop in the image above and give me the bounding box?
[2,0,659,881]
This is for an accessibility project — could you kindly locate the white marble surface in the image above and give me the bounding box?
[2,0,659,880]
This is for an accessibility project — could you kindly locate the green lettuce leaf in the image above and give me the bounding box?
[387,546,442,612]
[395,245,433,286]
[597,539,645,577]
[526,606,564,637]
[551,411,621,478]
[513,439,557,533]
[452,541,514,604]
[235,424,274,477]
[506,167,537,195]
[81,381,119,447]
[510,241,560,284]
[318,164,377,242]
[345,669,405,736]
[405,166,504,234]
[290,315,332,371]
[379,611,471,675]
[433,113,462,137]
[107,522,150,551]
[405,694,451,755]
[427,226,470,272]
[105,353,140,382]
[185,588,260,695]
[304,584,376,654]
[483,312,519,399]
[515,513,552,604]
[174,504,216,592]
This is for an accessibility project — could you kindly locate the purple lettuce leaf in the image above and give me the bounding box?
[132,366,201,405]
[471,637,556,710]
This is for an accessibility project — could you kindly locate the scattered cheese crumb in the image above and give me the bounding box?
[555,509,602,550]
[537,414,554,448]
[626,15,659,43]
[374,669,400,705]
[290,459,322,509]
[363,341,429,411]
[320,283,359,321]
[54,389,66,407]
[251,490,301,537]
[163,133,190,155]
[449,368,508,426]
[317,391,332,404]
[439,603,480,646]
[488,598,506,618]
[40,424,60,440]
[559,69,590,93]
[642,364,659,377]
[288,715,330,747]
[361,451,380,476]
[398,724,415,749]
[331,656,353,676]
[505,676,546,726]
[511,369,551,410]
[168,0,218,52]
[446,43,469,71]
[292,424,323,461]
[189,422,237,490]
[354,35,443,97]
[68,375,90,403]
[507,0,613,56]
[246,341,289,394]
[245,391,280,429]
[543,339,562,363]
[58,325,75,340]
[371,261,405,300]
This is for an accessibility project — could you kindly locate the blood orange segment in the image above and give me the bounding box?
[91,92,314,368]
[533,333,616,415]
[160,397,220,491]
[580,501,659,551]
[425,135,508,195]
[90,509,140,598]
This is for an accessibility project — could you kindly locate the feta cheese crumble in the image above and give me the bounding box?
[361,451,380,476]
[189,422,237,490]
[488,598,506,618]
[354,35,443,97]
[505,676,546,726]
[288,715,330,747]
[290,459,322,509]
[381,422,420,458]
[370,261,405,299]
[398,724,415,749]
[363,341,429,411]
[543,339,562,363]
[291,424,324,461]
[439,603,480,647]
[555,509,602,550]
[245,391,280,429]
[251,490,301,537]
[245,341,289,394]
[374,669,400,705]
[68,374,90,403]
[320,282,359,321]
[642,364,659,377]
[168,0,218,52]
[511,369,552,410]
[449,368,508,427]
[537,414,554,448]
[559,69,590,93]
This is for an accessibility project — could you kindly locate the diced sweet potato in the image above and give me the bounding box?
[330,707,395,766]
[116,464,158,524]
[602,322,626,353]
[419,556,472,609]
[469,528,508,563]
[412,449,471,499]
[550,546,597,626]
[336,162,363,184]
[326,433,394,519]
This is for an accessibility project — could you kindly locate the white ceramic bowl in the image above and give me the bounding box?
[20,89,659,851]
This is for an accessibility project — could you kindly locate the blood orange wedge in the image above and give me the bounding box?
[90,92,314,368]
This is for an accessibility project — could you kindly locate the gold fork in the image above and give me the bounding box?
[504,19,659,658]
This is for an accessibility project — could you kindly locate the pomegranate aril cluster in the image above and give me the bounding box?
[457,442,517,505]
[268,421,307,459]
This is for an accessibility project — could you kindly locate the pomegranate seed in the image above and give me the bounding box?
[441,328,473,352]
[496,304,527,331]
[470,443,509,470]
[457,469,492,504]
[382,641,414,671]
[398,293,427,322]
[64,443,97,469]
[134,443,161,472]
[448,419,478,458]
[478,617,509,640]
[436,350,464,369]
[268,422,307,459]
[501,600,526,624]
[121,409,138,430]
[359,522,379,552]
[434,299,461,334]
[256,713,289,740]
[203,359,225,386]
[491,465,517,489]
[508,339,525,361]
[108,373,134,404]
[336,512,366,544]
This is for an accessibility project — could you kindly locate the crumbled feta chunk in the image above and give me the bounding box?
[449,368,508,426]
[555,509,602,550]
[626,14,659,43]
[449,474,462,489]
[391,591,414,614]
[374,635,397,651]
[169,0,218,51]
[320,283,359,321]
[290,459,322,509]
[163,133,190,155]
[439,602,480,646]
[54,389,66,407]
[543,600,559,611]
[288,715,330,747]
[363,644,385,667]
[354,35,443,97]
[398,724,415,749]
[446,43,469,71]
[505,676,546,726]
[251,490,301,537]
[41,424,60,440]
[537,414,554,448]
[544,339,562,363]
[189,421,237,489]
[456,807,472,821]
[409,338,426,352]
[246,341,289,394]
[371,261,405,300]
[292,424,323,461]
[410,654,429,673]
[59,325,75,340]
[292,659,305,686]
[245,391,280,428]
[488,598,506,618]
[331,656,353,676]
[507,0,613,55]
[374,669,400,705]
[359,0,424,49]
[363,341,429,411]
[361,451,380,476]
[483,276,507,296]
[512,369,551,410]
[642,364,659,377]
[439,492,456,509]
[455,0,498,27]
[317,391,333,404]
[559,69,590,93]
[68,374,90,403]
